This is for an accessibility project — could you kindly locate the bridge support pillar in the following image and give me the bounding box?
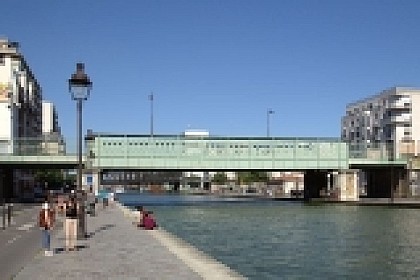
[409,170,420,197]
[408,158,420,197]
[394,168,409,199]
[333,170,359,201]
[90,169,101,195]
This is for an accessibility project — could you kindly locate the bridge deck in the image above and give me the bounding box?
[0,136,409,169]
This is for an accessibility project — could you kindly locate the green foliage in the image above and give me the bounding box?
[34,169,74,188]
[212,172,228,184]
[237,171,268,184]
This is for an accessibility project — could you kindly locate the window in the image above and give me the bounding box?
[0,55,4,66]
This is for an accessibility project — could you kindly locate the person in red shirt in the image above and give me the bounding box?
[39,201,55,256]
[143,211,157,230]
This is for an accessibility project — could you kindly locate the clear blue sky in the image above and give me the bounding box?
[2,0,420,141]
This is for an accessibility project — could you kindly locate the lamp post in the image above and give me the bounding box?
[149,92,154,137]
[68,63,92,239]
[267,109,274,137]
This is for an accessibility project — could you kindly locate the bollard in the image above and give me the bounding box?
[2,203,5,230]
[7,203,13,226]
[89,202,96,216]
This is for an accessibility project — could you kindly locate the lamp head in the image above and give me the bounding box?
[68,63,92,100]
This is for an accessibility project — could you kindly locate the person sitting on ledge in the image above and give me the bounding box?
[143,211,157,230]
[134,206,145,228]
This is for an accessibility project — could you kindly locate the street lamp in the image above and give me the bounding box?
[68,63,92,239]
[149,92,154,137]
[267,109,275,137]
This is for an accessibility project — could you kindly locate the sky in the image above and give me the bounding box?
[2,0,420,143]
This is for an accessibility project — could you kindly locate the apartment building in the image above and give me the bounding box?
[0,38,66,200]
[0,38,45,200]
[341,87,420,159]
[0,38,43,154]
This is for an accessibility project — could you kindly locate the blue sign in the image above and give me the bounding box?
[87,175,93,185]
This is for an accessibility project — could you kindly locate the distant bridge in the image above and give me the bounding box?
[0,135,408,170]
[0,135,410,201]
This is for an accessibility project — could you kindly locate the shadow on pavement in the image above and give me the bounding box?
[86,224,116,239]
[53,245,90,254]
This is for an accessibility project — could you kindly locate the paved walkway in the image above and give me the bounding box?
[0,203,46,279]
[14,204,244,280]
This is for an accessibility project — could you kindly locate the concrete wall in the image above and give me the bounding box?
[335,170,359,201]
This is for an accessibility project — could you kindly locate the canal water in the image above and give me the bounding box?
[118,193,420,279]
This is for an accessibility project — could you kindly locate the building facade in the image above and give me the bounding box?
[0,38,45,200]
[0,38,43,154]
[42,101,65,155]
[0,38,66,201]
[342,87,420,160]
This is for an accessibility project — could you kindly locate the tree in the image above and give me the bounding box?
[34,169,74,189]
[237,171,268,185]
[212,172,228,185]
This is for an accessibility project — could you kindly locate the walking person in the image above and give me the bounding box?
[65,195,78,251]
[38,201,55,256]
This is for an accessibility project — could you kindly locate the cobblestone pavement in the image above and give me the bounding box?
[13,205,204,280]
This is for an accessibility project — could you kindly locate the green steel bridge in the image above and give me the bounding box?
[0,135,412,201]
[0,135,408,169]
